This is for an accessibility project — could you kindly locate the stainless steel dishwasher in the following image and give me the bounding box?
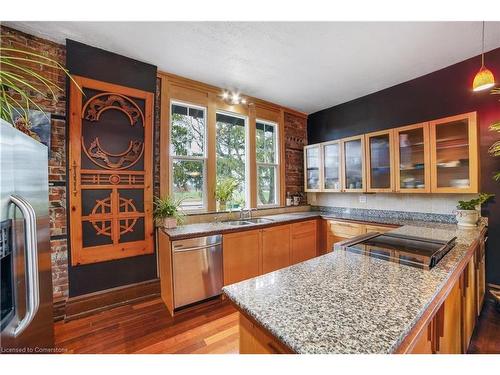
[172,234,223,309]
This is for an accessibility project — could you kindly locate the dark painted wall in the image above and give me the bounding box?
[66,40,158,297]
[308,48,500,285]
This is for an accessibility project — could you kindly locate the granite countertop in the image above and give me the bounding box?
[222,220,486,354]
[162,209,456,240]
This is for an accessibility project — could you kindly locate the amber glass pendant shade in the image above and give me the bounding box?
[473,66,495,92]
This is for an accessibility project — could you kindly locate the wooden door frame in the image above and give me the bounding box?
[341,134,366,193]
[69,75,155,266]
[321,140,342,192]
[304,144,323,192]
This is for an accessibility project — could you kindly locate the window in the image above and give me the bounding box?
[256,120,279,206]
[170,102,207,211]
[216,111,248,210]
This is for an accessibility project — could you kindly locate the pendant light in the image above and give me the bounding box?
[472,21,495,92]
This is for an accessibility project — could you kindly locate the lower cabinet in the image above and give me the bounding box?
[262,225,291,274]
[223,220,319,286]
[223,229,262,286]
[239,313,292,354]
[291,220,318,264]
[408,237,485,354]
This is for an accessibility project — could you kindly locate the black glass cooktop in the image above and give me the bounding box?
[342,232,456,270]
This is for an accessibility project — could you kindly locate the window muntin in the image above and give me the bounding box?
[256,120,279,207]
[216,111,248,210]
[170,101,207,211]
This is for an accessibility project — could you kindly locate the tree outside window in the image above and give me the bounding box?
[256,120,279,206]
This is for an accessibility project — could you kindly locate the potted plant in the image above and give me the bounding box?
[153,196,184,229]
[215,177,239,211]
[456,193,494,227]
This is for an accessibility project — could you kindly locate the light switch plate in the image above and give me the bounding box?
[359,195,367,204]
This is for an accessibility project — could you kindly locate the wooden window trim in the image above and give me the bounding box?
[158,72,295,211]
[256,118,281,208]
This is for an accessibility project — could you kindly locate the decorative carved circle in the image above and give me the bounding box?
[109,174,121,185]
[82,93,145,126]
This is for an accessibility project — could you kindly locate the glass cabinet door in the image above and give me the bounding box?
[430,112,478,193]
[394,123,430,193]
[322,141,341,191]
[342,136,365,192]
[366,130,393,192]
[304,145,321,191]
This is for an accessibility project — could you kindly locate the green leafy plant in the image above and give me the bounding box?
[0,43,82,124]
[457,193,495,210]
[215,177,239,204]
[153,196,184,224]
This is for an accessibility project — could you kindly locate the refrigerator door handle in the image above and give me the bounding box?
[10,195,40,337]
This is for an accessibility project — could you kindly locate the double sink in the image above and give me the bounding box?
[223,218,274,226]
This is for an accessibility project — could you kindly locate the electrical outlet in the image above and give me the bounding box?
[359,195,367,204]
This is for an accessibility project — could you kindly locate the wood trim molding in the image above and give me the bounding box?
[64,279,160,321]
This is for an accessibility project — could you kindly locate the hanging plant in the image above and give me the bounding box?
[0,42,82,124]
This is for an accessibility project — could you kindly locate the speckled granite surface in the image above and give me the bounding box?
[223,220,486,354]
[162,208,458,240]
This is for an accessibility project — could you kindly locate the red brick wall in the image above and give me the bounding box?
[1,26,69,303]
[284,112,307,201]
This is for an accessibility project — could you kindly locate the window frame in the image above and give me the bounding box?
[255,118,280,208]
[215,109,250,210]
[169,100,208,213]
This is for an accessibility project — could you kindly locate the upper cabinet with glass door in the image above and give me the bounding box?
[322,141,341,192]
[365,130,394,192]
[394,123,430,193]
[341,135,366,192]
[304,144,322,192]
[430,112,478,193]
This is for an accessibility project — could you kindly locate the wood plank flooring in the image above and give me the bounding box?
[55,297,239,354]
[55,296,500,354]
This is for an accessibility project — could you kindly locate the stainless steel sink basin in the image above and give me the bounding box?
[223,220,253,226]
[244,218,274,224]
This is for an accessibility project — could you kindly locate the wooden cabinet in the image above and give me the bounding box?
[409,320,433,354]
[304,111,479,194]
[430,112,479,193]
[461,254,477,352]
[435,280,462,354]
[239,313,292,354]
[291,220,318,264]
[365,129,395,192]
[223,221,319,286]
[341,135,366,192]
[364,224,396,234]
[393,122,431,193]
[476,233,486,315]
[223,229,262,286]
[322,141,342,192]
[262,225,291,274]
[304,144,322,192]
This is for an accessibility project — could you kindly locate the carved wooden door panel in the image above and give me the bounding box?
[69,76,154,266]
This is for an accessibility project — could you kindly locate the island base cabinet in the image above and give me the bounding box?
[409,280,462,354]
[239,313,293,354]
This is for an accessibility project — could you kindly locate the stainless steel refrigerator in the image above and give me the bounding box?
[0,119,54,353]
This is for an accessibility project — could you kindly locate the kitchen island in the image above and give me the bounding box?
[222,220,487,354]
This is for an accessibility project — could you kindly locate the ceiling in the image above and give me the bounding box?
[5,21,500,114]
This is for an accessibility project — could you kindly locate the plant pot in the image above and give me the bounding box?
[162,217,178,229]
[455,209,479,227]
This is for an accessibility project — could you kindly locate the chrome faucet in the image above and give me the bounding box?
[240,208,252,220]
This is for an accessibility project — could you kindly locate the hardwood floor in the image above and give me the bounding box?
[55,297,239,354]
[55,296,500,354]
[468,300,500,354]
